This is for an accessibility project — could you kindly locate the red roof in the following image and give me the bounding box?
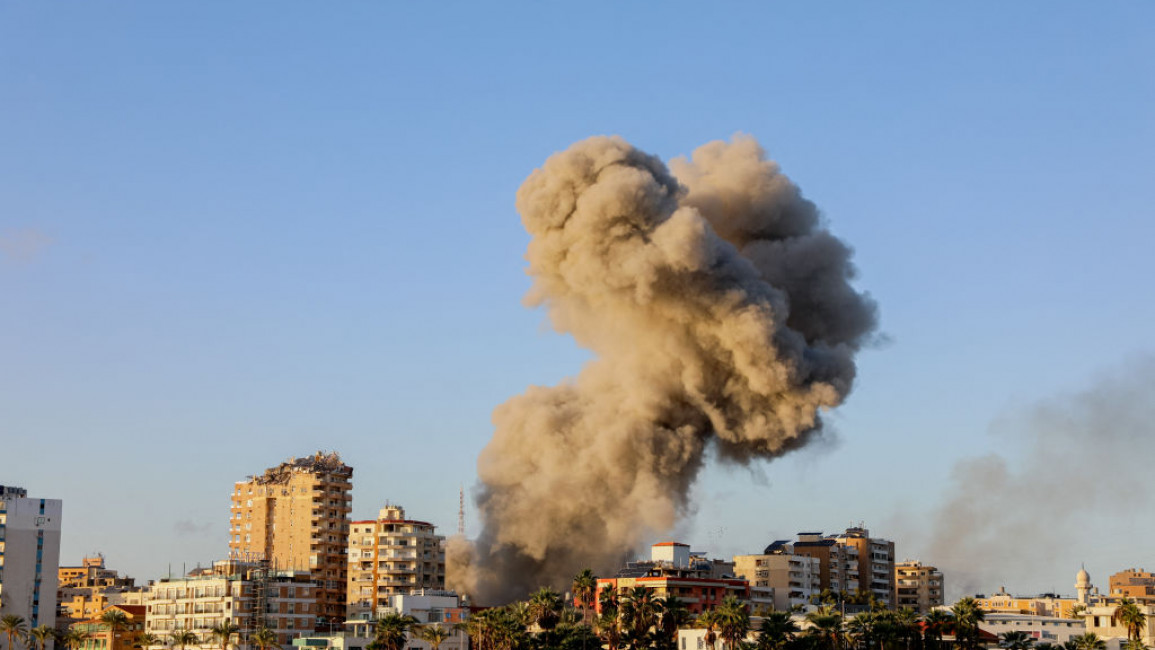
[652,542,690,547]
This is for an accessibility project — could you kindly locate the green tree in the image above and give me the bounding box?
[28,626,57,650]
[208,621,239,650]
[698,610,722,650]
[1123,639,1149,650]
[951,599,985,650]
[372,613,419,650]
[716,596,751,650]
[757,611,799,650]
[921,610,953,650]
[416,625,451,650]
[1071,633,1106,650]
[168,631,199,650]
[572,570,598,625]
[528,587,564,632]
[805,607,845,650]
[100,611,131,650]
[59,629,90,650]
[1114,599,1147,641]
[249,629,278,650]
[134,632,163,650]
[0,616,27,650]
[998,631,1034,650]
[620,587,658,649]
[654,596,691,650]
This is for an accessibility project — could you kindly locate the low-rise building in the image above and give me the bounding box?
[978,613,1086,645]
[596,543,751,615]
[974,586,1083,619]
[57,556,145,627]
[71,605,146,650]
[1109,569,1155,601]
[894,561,944,614]
[145,560,317,649]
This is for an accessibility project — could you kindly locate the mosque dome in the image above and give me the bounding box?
[1077,567,1091,587]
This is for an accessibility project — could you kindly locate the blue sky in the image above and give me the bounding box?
[2,2,1153,597]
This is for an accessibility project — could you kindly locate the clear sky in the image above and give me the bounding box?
[2,2,1153,599]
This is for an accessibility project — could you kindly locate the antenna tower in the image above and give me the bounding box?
[458,484,465,536]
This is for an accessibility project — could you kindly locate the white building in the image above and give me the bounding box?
[145,560,317,648]
[979,613,1087,645]
[0,485,63,640]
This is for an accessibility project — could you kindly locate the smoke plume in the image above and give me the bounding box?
[449,135,876,603]
[926,359,1155,598]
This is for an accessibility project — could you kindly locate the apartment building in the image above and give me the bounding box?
[145,560,317,649]
[834,527,895,608]
[734,541,820,611]
[1109,568,1155,601]
[345,505,446,621]
[229,452,352,622]
[57,555,144,626]
[893,561,943,613]
[595,543,752,615]
[975,586,1084,619]
[0,485,63,638]
[71,605,146,650]
[792,533,859,597]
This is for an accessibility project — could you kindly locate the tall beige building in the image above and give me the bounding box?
[228,452,352,622]
[734,541,821,611]
[346,504,446,621]
[894,561,944,613]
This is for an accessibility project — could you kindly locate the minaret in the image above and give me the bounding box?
[1077,564,1091,604]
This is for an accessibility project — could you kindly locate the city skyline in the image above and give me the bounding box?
[3,2,1155,603]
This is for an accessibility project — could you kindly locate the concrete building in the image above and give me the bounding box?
[734,541,820,611]
[57,555,144,627]
[0,485,63,639]
[229,452,353,623]
[71,605,146,650]
[1085,602,1155,648]
[978,613,1086,645]
[894,561,944,613]
[595,543,751,615]
[975,586,1084,619]
[792,533,859,599]
[145,560,317,649]
[833,527,895,608]
[296,592,469,650]
[345,505,446,622]
[1109,569,1155,601]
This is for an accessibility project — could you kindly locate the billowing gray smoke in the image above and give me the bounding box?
[448,135,876,603]
[926,359,1155,599]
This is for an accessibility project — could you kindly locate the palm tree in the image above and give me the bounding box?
[0,616,27,650]
[249,629,278,650]
[1071,633,1106,650]
[134,632,163,650]
[372,613,418,650]
[922,610,953,650]
[715,596,751,650]
[208,621,239,650]
[1068,605,1088,620]
[169,631,199,650]
[999,631,1034,650]
[101,611,131,650]
[951,599,985,650]
[528,587,564,631]
[620,587,658,649]
[1114,599,1147,641]
[28,626,57,650]
[1123,639,1149,650]
[654,596,691,650]
[1035,643,1058,650]
[757,611,799,650]
[572,569,598,624]
[846,612,877,650]
[59,629,90,650]
[596,606,624,650]
[698,610,721,650]
[415,625,450,650]
[806,607,845,650]
[893,608,922,650]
